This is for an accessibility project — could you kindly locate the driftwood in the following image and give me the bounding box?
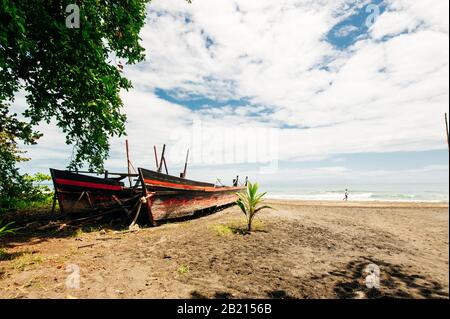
[78,243,95,249]
[113,227,139,234]
[37,222,77,231]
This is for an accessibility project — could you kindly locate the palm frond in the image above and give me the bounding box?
[254,205,273,214]
[0,221,17,237]
[236,199,247,216]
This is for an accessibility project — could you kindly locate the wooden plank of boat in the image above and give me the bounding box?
[138,168,244,222]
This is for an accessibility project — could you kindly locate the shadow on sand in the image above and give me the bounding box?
[190,290,234,299]
[0,203,236,256]
[332,257,448,299]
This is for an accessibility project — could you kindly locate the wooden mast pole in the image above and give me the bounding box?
[153,145,159,169]
[445,113,449,151]
[158,144,166,173]
[162,157,169,175]
[181,149,189,178]
[126,139,132,187]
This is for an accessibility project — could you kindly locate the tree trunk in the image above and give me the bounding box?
[247,216,252,232]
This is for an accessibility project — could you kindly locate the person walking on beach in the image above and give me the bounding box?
[343,189,349,201]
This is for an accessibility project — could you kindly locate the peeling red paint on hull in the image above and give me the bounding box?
[149,190,239,221]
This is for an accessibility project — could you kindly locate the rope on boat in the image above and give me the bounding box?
[128,194,152,229]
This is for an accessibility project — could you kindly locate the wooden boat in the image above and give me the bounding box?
[49,168,141,216]
[50,151,245,225]
[138,168,244,224]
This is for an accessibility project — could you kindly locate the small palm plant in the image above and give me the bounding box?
[236,181,272,232]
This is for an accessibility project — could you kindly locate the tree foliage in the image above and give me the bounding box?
[1,0,150,172]
[0,114,39,208]
[236,182,273,232]
[0,0,161,209]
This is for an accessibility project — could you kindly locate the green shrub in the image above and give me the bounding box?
[0,172,54,212]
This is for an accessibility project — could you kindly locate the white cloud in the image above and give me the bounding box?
[12,0,449,188]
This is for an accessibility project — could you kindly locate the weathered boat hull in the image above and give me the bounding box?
[50,167,245,225]
[50,169,138,215]
[138,168,244,223]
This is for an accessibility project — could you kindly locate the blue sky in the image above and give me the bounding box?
[15,0,449,194]
[154,88,250,110]
[327,0,387,49]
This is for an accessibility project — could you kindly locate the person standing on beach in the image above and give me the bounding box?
[343,189,349,201]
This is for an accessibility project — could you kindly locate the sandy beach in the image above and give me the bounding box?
[0,200,448,299]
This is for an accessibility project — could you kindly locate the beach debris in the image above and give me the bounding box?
[78,243,95,249]
[24,221,40,229]
[95,237,120,241]
[115,289,125,294]
[37,221,70,231]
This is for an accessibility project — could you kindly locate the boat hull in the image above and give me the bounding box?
[138,168,244,223]
[49,168,245,224]
[50,169,138,215]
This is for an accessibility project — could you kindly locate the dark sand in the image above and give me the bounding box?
[0,200,448,299]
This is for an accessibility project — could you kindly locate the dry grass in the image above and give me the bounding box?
[10,253,44,271]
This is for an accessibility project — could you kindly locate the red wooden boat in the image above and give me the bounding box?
[50,166,245,225]
[49,168,140,216]
[138,168,244,224]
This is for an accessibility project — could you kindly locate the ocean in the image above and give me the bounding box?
[40,180,449,203]
[262,185,449,203]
